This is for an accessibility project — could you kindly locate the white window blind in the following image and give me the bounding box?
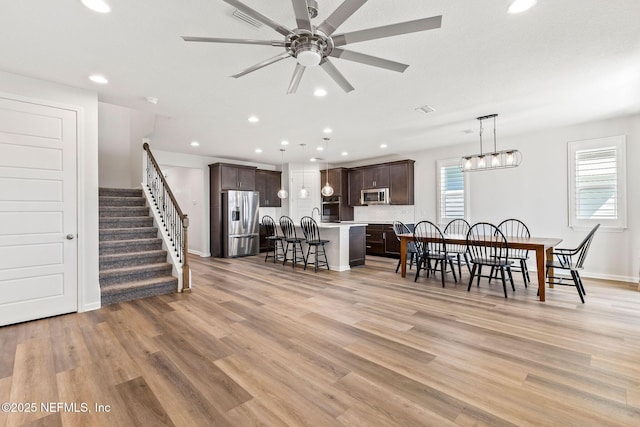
[568,136,626,230]
[437,160,467,224]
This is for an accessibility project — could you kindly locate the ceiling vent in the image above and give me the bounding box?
[415,105,436,114]
[232,8,263,29]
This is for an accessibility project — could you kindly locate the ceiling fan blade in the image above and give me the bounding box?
[332,15,442,46]
[231,52,292,78]
[291,0,313,33]
[329,48,408,73]
[320,59,354,93]
[182,36,286,47]
[223,0,292,37]
[287,63,306,94]
[316,0,368,36]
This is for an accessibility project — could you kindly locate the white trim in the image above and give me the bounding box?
[528,266,637,284]
[188,249,210,257]
[436,158,469,226]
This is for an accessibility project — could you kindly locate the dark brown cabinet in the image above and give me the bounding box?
[320,168,353,221]
[218,164,256,190]
[349,226,366,267]
[348,169,364,206]
[320,168,346,196]
[365,223,413,257]
[362,165,390,189]
[256,169,282,207]
[348,160,414,206]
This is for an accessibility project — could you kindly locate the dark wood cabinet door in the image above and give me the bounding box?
[365,224,386,255]
[321,168,344,196]
[220,165,238,190]
[362,165,389,188]
[265,171,281,207]
[348,169,363,206]
[389,162,414,205]
[237,167,255,190]
[349,226,366,267]
[384,224,401,254]
[255,171,267,205]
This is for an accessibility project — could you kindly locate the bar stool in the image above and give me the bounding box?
[300,216,330,272]
[262,215,284,263]
[279,216,305,268]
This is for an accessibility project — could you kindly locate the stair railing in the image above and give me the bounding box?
[142,142,191,292]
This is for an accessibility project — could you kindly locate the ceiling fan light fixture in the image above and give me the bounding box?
[508,0,537,14]
[296,49,322,67]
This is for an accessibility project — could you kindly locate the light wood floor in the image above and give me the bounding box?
[2,255,640,426]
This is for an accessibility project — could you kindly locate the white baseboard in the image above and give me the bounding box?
[188,249,209,257]
[80,301,101,312]
[528,267,637,284]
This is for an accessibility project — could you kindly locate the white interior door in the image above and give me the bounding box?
[0,96,77,326]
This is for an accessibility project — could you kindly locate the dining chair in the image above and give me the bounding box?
[279,216,305,268]
[466,222,514,298]
[546,224,600,303]
[300,216,330,272]
[392,221,417,273]
[262,215,284,263]
[443,218,471,278]
[413,220,457,287]
[497,219,531,287]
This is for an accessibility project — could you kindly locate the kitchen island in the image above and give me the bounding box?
[292,222,367,272]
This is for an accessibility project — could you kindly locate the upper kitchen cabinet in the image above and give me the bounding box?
[389,160,415,205]
[256,169,282,207]
[362,165,390,189]
[320,167,348,197]
[214,163,256,191]
[348,168,364,206]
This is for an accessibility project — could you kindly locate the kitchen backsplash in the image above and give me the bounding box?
[354,205,416,224]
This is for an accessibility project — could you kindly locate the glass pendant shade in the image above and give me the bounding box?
[277,188,288,199]
[321,183,334,197]
[299,186,309,198]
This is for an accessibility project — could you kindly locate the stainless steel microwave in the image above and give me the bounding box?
[361,188,389,205]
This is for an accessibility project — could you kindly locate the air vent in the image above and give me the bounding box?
[232,8,263,28]
[415,105,436,114]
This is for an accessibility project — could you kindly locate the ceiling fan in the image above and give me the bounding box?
[182,0,442,93]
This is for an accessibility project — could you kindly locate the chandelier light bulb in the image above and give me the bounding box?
[464,157,472,170]
[477,155,486,169]
[491,153,500,167]
[506,151,514,165]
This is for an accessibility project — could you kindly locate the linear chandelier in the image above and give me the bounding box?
[459,114,522,172]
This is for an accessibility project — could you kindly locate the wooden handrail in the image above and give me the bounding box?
[143,142,191,292]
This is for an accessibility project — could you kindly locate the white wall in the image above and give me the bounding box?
[406,114,640,282]
[0,70,100,311]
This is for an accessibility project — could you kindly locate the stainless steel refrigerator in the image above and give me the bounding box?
[222,190,260,257]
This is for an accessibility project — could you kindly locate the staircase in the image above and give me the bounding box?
[99,188,178,305]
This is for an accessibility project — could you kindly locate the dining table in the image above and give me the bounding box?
[397,233,564,301]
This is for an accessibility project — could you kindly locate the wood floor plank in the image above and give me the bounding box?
[115,376,175,426]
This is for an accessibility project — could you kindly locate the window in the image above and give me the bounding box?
[437,159,468,225]
[568,135,626,230]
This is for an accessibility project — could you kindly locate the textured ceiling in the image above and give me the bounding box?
[0,0,638,164]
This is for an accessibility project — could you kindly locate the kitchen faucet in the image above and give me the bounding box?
[312,207,320,222]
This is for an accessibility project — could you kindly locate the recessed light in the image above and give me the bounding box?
[310,158,317,162]
[508,0,537,14]
[314,88,327,97]
[248,116,259,123]
[89,74,108,84]
[146,96,159,105]
[255,148,263,153]
[190,141,200,147]
[82,0,111,13]
[323,128,332,134]
[281,140,289,146]
[341,152,348,156]
[380,144,388,148]
[316,146,324,151]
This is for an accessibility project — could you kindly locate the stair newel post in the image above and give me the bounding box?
[182,215,190,292]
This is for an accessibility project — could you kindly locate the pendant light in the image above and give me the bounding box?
[277,148,288,199]
[459,114,522,172]
[299,144,309,199]
[321,137,334,197]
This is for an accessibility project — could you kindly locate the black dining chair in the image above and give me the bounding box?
[443,218,471,278]
[261,215,284,263]
[497,219,531,287]
[413,221,458,287]
[546,224,600,303]
[466,222,514,298]
[392,221,417,273]
[300,216,330,272]
[279,216,305,268]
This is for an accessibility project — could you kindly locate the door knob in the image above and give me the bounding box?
[66,234,75,240]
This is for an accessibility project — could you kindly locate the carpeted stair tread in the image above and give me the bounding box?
[100,217,154,229]
[99,188,143,197]
[99,227,158,241]
[100,275,177,305]
[99,238,163,255]
[100,206,150,217]
[99,196,146,207]
[99,262,172,286]
[99,250,168,269]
